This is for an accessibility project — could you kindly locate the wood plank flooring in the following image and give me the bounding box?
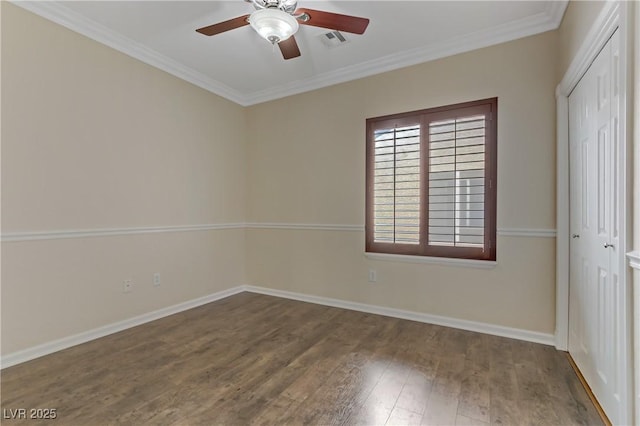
[1,292,603,425]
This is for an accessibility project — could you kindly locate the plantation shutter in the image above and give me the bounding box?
[372,122,421,245]
[365,98,496,261]
[427,113,487,248]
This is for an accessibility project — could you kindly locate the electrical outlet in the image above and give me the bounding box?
[153,273,161,287]
[123,279,133,293]
[368,269,377,283]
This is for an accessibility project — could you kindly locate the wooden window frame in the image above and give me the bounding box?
[365,98,497,261]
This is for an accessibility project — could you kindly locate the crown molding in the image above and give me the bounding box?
[545,0,570,29]
[11,0,246,105]
[557,1,619,96]
[13,0,568,107]
[242,1,569,105]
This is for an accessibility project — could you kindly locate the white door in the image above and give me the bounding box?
[568,30,624,424]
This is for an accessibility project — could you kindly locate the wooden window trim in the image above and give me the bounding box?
[365,98,497,261]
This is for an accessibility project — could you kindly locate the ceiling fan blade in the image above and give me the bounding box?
[278,36,301,60]
[296,8,369,35]
[196,15,250,36]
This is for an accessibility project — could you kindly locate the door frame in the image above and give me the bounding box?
[555,1,633,424]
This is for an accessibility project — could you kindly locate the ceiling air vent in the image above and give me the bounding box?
[319,30,349,48]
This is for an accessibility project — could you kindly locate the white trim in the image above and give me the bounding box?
[2,284,556,369]
[555,0,620,353]
[627,251,640,270]
[244,3,568,105]
[634,3,640,425]
[245,222,364,232]
[0,223,245,243]
[10,1,245,105]
[364,252,496,269]
[557,2,620,95]
[1,223,559,242]
[245,285,555,346]
[555,2,633,424]
[0,286,245,369]
[12,0,567,107]
[545,0,570,29]
[555,93,570,351]
[248,223,557,237]
[497,228,556,238]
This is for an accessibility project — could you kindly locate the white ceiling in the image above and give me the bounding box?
[15,1,567,106]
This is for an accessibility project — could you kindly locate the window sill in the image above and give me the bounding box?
[364,252,497,269]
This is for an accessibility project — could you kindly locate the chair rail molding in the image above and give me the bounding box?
[2,223,557,242]
[1,223,245,243]
[627,251,640,270]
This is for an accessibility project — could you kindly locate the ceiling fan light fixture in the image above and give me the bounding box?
[249,8,299,44]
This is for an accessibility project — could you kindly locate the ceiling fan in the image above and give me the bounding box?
[196,0,370,60]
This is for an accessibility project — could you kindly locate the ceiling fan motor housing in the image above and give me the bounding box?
[251,0,298,14]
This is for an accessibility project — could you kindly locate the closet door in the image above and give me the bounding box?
[568,57,590,385]
[568,31,622,424]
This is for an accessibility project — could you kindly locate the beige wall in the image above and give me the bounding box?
[246,31,559,334]
[2,2,566,356]
[1,3,247,354]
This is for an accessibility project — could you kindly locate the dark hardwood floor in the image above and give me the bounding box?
[1,292,603,425]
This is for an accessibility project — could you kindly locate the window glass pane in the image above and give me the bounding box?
[428,115,485,248]
[373,125,421,244]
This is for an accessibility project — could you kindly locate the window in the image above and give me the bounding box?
[365,98,497,261]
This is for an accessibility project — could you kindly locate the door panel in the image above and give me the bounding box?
[568,30,623,423]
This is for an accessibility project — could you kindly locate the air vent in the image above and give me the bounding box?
[319,30,349,48]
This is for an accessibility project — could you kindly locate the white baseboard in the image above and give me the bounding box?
[2,284,555,369]
[0,286,245,369]
[244,285,555,346]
